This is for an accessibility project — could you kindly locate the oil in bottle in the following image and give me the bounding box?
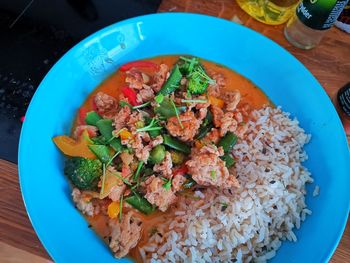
[236,0,300,25]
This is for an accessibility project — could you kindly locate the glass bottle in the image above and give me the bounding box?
[284,0,349,49]
[236,0,300,25]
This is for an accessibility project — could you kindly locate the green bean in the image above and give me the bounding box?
[85,111,102,126]
[159,64,182,95]
[96,119,123,152]
[96,119,114,139]
[141,168,154,180]
[220,154,236,168]
[196,123,213,140]
[154,98,186,118]
[125,195,156,215]
[88,145,111,163]
[91,135,107,145]
[148,129,162,138]
[217,132,238,153]
[195,111,213,139]
[163,135,191,154]
[154,93,164,104]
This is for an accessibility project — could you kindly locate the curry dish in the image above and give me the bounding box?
[53,55,312,262]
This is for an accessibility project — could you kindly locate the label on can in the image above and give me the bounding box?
[338,83,350,117]
[297,0,349,30]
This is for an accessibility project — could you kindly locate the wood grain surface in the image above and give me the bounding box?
[0,0,349,261]
[0,160,50,259]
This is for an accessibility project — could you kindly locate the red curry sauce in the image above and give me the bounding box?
[75,55,270,261]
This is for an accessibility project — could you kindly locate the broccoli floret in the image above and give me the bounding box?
[187,71,210,95]
[64,157,102,190]
[178,57,215,95]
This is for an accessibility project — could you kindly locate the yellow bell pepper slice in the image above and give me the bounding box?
[99,169,123,199]
[52,130,96,159]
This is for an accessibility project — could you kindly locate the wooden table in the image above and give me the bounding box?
[1,0,349,262]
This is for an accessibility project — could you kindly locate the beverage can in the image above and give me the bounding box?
[296,0,349,30]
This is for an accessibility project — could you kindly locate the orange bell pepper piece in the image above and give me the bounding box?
[194,140,205,149]
[208,96,224,108]
[52,130,96,159]
[107,201,120,219]
[119,129,132,140]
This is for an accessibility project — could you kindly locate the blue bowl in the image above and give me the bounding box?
[19,13,350,263]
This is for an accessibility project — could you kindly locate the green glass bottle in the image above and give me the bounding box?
[284,0,349,49]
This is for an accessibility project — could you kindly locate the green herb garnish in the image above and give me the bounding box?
[136,118,163,132]
[100,163,106,195]
[181,57,214,95]
[119,195,123,222]
[106,151,120,167]
[111,172,133,186]
[179,56,200,75]
[132,101,151,109]
[133,161,144,182]
[181,99,208,103]
[170,98,183,129]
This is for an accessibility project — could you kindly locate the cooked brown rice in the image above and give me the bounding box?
[139,106,313,263]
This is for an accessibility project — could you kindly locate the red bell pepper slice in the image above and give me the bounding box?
[173,165,188,177]
[75,127,97,138]
[120,61,159,72]
[79,107,88,125]
[121,86,138,106]
[92,99,98,112]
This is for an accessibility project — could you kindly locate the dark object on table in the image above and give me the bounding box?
[335,82,350,135]
[335,4,350,33]
[0,0,161,163]
[337,82,350,117]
